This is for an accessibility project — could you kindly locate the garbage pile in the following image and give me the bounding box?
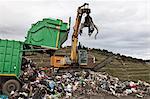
[10,58,150,98]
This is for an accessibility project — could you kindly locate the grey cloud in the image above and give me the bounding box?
[0,0,149,59]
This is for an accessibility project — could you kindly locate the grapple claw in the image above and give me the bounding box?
[79,14,99,39]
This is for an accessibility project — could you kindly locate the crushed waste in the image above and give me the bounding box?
[7,58,150,99]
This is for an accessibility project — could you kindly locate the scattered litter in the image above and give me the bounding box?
[8,58,150,98]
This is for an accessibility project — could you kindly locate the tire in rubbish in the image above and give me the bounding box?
[2,79,21,95]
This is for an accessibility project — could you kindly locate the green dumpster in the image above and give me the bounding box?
[0,39,23,77]
[25,18,69,49]
[0,39,23,95]
[0,39,24,95]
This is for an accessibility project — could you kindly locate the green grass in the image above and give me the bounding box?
[91,50,150,83]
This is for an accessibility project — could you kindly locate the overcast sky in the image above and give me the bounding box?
[0,0,149,60]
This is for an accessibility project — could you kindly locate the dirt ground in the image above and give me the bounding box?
[77,95,150,99]
[75,92,150,99]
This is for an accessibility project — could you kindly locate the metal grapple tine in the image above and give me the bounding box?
[79,14,99,39]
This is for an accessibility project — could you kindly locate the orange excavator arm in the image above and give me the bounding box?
[70,3,93,64]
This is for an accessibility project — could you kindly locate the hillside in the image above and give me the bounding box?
[90,48,150,83]
[24,47,150,83]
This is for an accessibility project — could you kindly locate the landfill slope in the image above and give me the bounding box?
[9,62,150,98]
[6,49,149,99]
[24,52,50,68]
[24,47,150,83]
[90,49,150,83]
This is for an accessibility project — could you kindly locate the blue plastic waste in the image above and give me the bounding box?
[0,95,8,99]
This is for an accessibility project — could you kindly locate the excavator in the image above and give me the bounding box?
[50,3,98,69]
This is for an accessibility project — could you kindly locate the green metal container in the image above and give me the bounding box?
[25,18,69,49]
[0,39,23,78]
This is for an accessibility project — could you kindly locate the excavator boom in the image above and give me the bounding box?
[71,3,97,64]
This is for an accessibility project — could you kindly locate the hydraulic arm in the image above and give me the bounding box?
[70,3,98,64]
